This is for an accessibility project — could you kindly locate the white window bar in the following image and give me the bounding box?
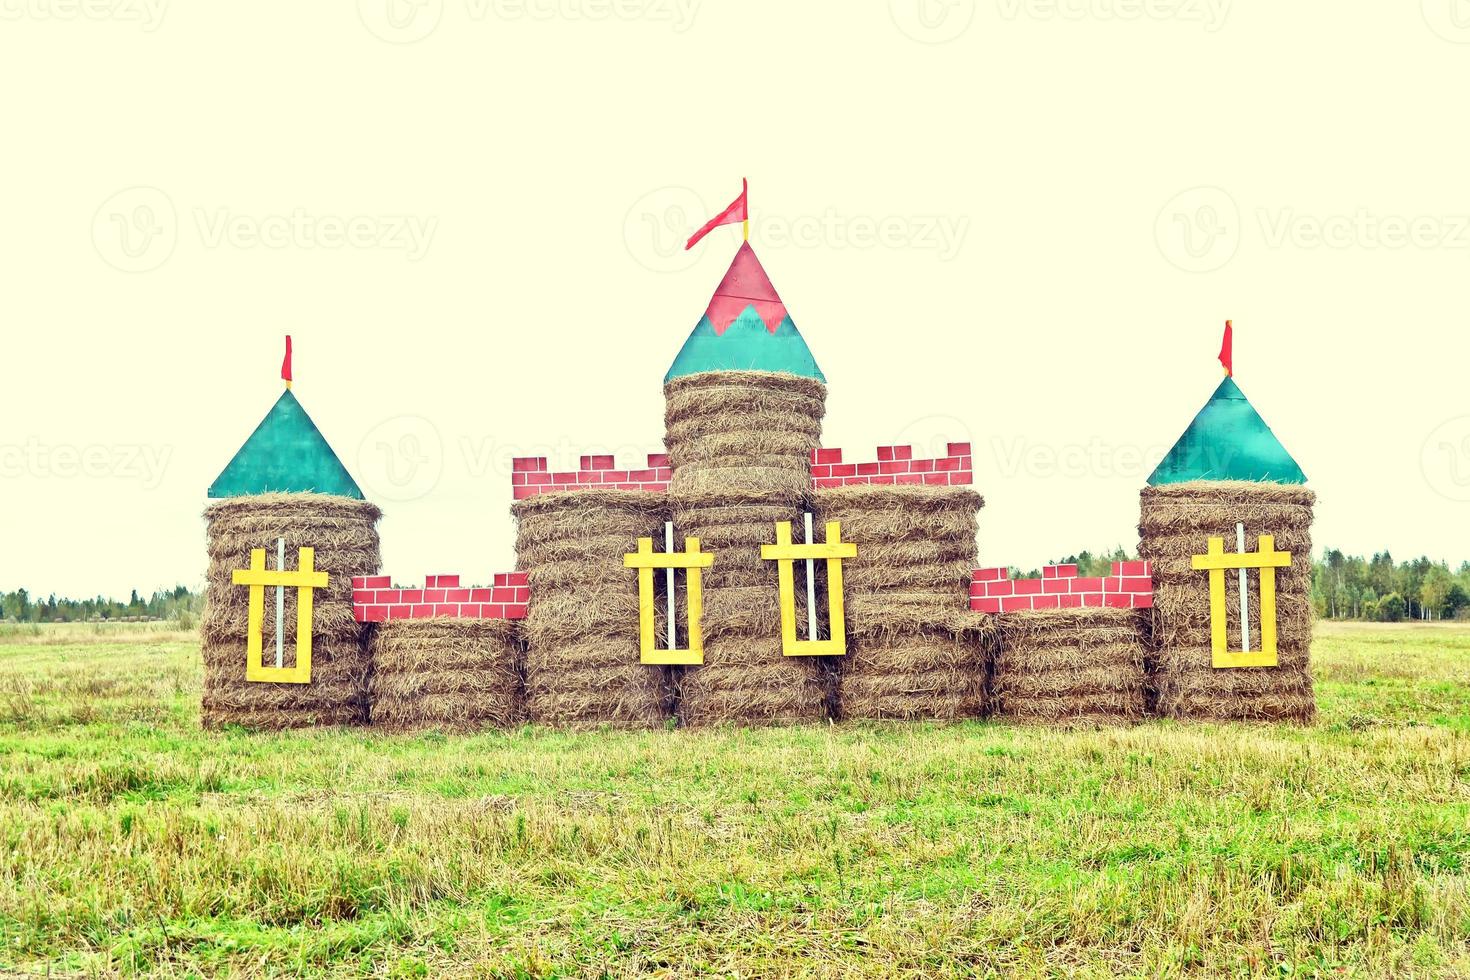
[275,536,286,668]
[1236,522,1250,653]
[804,512,818,641]
[664,521,677,651]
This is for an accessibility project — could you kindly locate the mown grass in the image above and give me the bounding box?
[0,622,1465,978]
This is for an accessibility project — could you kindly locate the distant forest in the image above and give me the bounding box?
[1,549,1465,625]
[0,586,204,626]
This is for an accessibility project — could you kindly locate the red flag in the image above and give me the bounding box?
[1218,320,1232,377]
[684,178,748,250]
[282,335,293,384]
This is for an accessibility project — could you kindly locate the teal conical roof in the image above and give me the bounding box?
[208,389,363,498]
[1148,376,1306,485]
[666,242,824,382]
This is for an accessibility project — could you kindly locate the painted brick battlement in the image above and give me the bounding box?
[352,572,529,622]
[811,443,973,489]
[511,453,672,499]
[970,561,1152,613]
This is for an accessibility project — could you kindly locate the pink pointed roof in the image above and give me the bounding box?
[703,242,790,336]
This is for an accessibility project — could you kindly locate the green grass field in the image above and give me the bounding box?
[0,623,1466,978]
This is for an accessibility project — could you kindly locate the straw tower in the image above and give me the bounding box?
[201,493,381,729]
[1141,365,1315,722]
[666,371,828,724]
[663,242,830,725]
[1140,482,1315,721]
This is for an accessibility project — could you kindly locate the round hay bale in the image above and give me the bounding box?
[815,484,982,638]
[837,616,991,721]
[369,618,524,732]
[513,489,671,728]
[994,609,1148,725]
[1138,481,1316,722]
[200,493,381,730]
[664,370,825,500]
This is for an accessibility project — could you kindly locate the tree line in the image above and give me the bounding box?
[0,586,203,625]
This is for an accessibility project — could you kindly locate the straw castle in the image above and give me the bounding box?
[200,238,1314,731]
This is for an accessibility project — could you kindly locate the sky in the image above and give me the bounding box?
[3,1,1470,598]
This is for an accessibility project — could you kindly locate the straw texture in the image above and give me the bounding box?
[1139,481,1316,722]
[666,370,828,725]
[369,618,524,731]
[994,609,1148,725]
[514,489,672,728]
[200,493,381,730]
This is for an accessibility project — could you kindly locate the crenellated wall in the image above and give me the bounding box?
[509,443,974,499]
[353,572,529,622]
[969,562,1153,613]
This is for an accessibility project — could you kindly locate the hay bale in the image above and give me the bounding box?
[1138,481,1316,722]
[514,489,671,728]
[664,370,825,501]
[994,609,1148,725]
[200,493,381,730]
[837,615,992,721]
[815,484,982,637]
[676,635,829,726]
[369,618,524,732]
[669,497,801,589]
[665,370,828,726]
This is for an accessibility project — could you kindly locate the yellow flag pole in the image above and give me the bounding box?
[743,177,749,241]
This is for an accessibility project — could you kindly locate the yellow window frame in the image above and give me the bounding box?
[1190,534,1291,668]
[231,546,329,684]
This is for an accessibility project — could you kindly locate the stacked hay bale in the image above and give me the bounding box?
[814,484,988,720]
[369,619,524,731]
[666,370,829,725]
[201,493,380,729]
[514,490,670,728]
[1139,481,1316,721]
[993,610,1148,725]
